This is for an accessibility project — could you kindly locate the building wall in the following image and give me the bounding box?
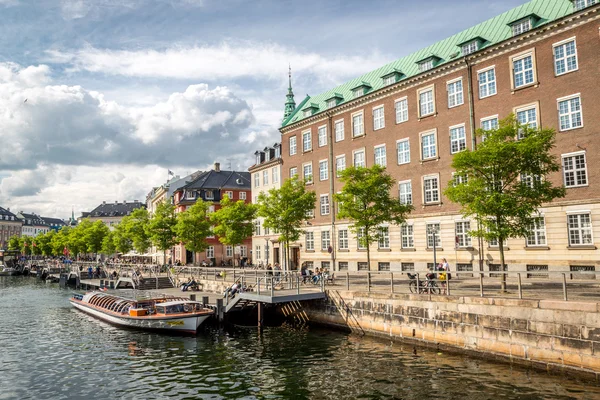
[280,9,600,273]
[0,221,22,248]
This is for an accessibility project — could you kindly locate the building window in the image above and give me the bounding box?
[358,262,369,271]
[395,97,408,124]
[558,95,583,131]
[306,209,314,219]
[396,139,410,165]
[447,79,464,108]
[302,131,312,152]
[318,126,327,147]
[255,245,261,260]
[401,224,414,249]
[461,41,478,55]
[378,262,390,271]
[481,116,499,132]
[305,231,314,251]
[426,223,441,248]
[274,146,281,158]
[338,229,348,250]
[226,245,233,257]
[353,87,364,98]
[225,191,233,199]
[320,194,330,216]
[289,136,297,156]
[255,153,262,165]
[335,120,344,142]
[338,261,349,271]
[423,175,440,204]
[421,131,437,160]
[455,221,472,247]
[419,59,434,72]
[205,190,214,200]
[289,167,297,179]
[378,226,390,249]
[185,190,195,200]
[383,75,396,86]
[373,106,385,130]
[254,220,261,235]
[335,155,346,177]
[526,217,546,246]
[239,191,246,200]
[574,0,597,11]
[562,152,587,187]
[478,67,497,99]
[554,38,578,76]
[398,180,412,205]
[353,149,365,168]
[512,53,535,88]
[401,262,415,271]
[521,172,541,188]
[206,246,214,258]
[272,167,278,184]
[303,163,313,184]
[357,227,367,250]
[263,170,268,185]
[516,105,538,139]
[450,125,467,154]
[326,99,336,109]
[352,112,364,137]
[568,213,593,246]
[374,145,386,167]
[511,18,531,36]
[418,87,435,117]
[321,231,331,251]
[319,160,328,181]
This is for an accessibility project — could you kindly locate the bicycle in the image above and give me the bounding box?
[407,272,440,295]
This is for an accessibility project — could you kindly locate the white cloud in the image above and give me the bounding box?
[45,41,390,85]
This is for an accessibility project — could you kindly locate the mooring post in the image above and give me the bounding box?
[216,298,224,322]
[257,302,263,332]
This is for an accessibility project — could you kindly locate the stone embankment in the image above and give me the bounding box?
[303,290,600,379]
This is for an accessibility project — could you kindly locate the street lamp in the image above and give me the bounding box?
[265,238,270,266]
[427,225,438,271]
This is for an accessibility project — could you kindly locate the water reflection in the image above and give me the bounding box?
[1,276,599,399]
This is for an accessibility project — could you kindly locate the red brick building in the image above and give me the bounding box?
[279,0,600,275]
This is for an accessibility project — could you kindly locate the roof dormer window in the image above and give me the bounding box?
[573,0,597,11]
[326,99,336,108]
[351,82,371,99]
[325,93,343,109]
[381,69,402,86]
[419,59,434,72]
[461,41,478,55]
[511,18,530,36]
[302,103,319,118]
[255,153,261,165]
[274,144,281,158]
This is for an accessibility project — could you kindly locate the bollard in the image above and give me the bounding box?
[517,273,523,299]
[563,273,568,301]
[216,298,224,322]
[390,273,394,294]
[202,296,209,306]
[189,294,196,301]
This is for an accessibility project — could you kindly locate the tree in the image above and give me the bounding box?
[85,220,110,254]
[126,208,151,254]
[175,201,212,265]
[147,201,177,265]
[51,227,70,256]
[21,236,32,256]
[445,116,565,291]
[211,195,257,266]
[68,219,91,258]
[334,164,413,271]
[8,235,21,252]
[113,218,133,255]
[101,230,117,255]
[38,231,55,256]
[257,176,316,270]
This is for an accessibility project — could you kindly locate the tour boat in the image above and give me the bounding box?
[0,267,19,276]
[70,291,214,334]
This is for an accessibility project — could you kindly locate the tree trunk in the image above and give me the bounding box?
[366,243,371,271]
[498,237,507,292]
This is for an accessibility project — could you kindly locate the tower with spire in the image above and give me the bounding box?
[283,65,296,122]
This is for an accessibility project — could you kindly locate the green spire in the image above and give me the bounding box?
[283,65,296,122]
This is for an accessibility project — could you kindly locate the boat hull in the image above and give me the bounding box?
[70,300,211,334]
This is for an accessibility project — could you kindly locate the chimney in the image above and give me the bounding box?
[102,201,106,205]
[214,162,220,172]
[115,200,118,204]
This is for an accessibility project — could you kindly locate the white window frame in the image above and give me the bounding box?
[480,115,499,132]
[272,166,278,184]
[303,163,313,184]
[574,0,598,11]
[335,155,346,177]
[420,130,437,161]
[263,170,268,185]
[426,222,441,248]
[338,229,349,250]
[396,138,410,165]
[398,180,412,205]
[477,66,497,99]
[567,212,593,246]
[378,226,390,249]
[515,103,539,139]
[383,75,396,86]
[557,93,583,132]
[461,41,478,55]
[326,98,336,109]
[423,174,440,204]
[289,167,297,179]
[321,230,331,251]
[357,227,367,250]
[511,18,531,36]
[394,96,408,124]
[418,85,435,118]
[302,130,312,152]
[206,246,215,258]
[320,194,330,216]
[318,125,327,147]
[526,216,547,247]
[353,148,366,168]
[319,159,328,181]
[225,191,233,199]
[401,224,414,248]
[511,50,537,90]
[239,192,246,200]
[447,78,464,108]
[205,190,214,200]
[353,87,364,98]
[352,111,364,137]
[226,245,233,257]
[449,124,467,154]
[562,151,588,188]
[553,37,578,76]
[373,105,385,130]
[374,144,386,167]
[419,59,434,72]
[334,119,345,142]
[305,231,314,251]
[455,221,472,248]
[289,136,297,156]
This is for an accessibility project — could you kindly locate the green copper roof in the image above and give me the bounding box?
[281,0,575,129]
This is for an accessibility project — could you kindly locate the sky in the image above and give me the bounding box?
[0,0,527,219]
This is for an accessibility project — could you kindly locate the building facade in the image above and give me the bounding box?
[280,0,600,275]
[17,212,50,237]
[249,143,283,267]
[42,217,67,232]
[0,207,22,249]
[86,201,146,229]
[172,163,251,266]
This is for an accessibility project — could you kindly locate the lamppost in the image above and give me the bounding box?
[428,225,438,270]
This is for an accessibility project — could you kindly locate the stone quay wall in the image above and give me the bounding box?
[303,290,600,378]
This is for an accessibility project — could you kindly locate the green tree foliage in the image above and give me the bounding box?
[85,220,110,254]
[21,236,32,256]
[8,235,21,252]
[257,176,316,270]
[147,201,177,264]
[38,231,55,256]
[112,219,133,254]
[444,116,565,291]
[101,230,117,255]
[68,219,91,257]
[125,208,151,254]
[175,201,212,264]
[211,195,257,263]
[51,227,70,256]
[334,165,413,270]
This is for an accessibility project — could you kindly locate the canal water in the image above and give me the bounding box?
[1,277,600,400]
